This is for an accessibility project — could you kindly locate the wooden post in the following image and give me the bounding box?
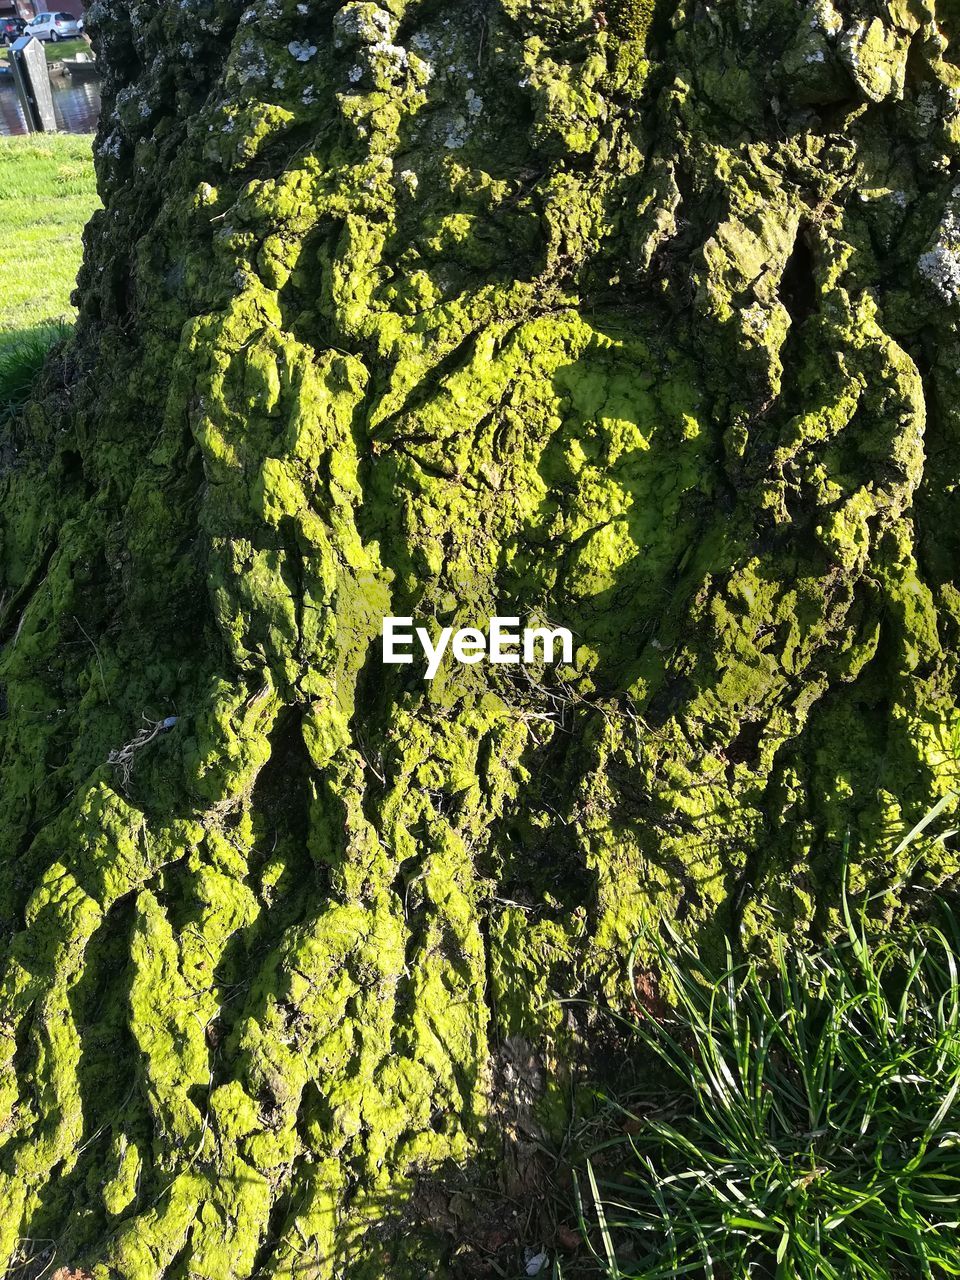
[10,35,56,133]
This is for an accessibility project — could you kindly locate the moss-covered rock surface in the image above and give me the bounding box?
[3,0,960,1274]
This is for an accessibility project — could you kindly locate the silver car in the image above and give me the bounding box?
[23,11,82,42]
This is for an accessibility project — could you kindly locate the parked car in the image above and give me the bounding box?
[22,12,82,42]
[0,16,24,44]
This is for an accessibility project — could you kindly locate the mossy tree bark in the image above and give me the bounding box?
[2,0,960,1275]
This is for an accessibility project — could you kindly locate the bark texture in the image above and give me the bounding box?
[2,0,960,1275]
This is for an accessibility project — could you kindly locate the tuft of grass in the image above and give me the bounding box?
[574,896,960,1279]
[0,134,98,344]
[0,37,89,65]
[0,323,65,419]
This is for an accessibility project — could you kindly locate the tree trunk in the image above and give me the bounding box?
[1,0,959,1274]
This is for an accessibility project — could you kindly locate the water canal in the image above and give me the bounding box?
[0,73,100,136]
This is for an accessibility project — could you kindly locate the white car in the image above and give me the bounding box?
[23,12,82,42]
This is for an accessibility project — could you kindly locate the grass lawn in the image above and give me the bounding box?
[0,38,90,64]
[0,133,98,355]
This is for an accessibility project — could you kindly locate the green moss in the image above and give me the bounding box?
[610,0,655,46]
[608,0,656,82]
[1,0,960,1276]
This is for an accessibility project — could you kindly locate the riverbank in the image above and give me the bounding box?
[0,133,98,352]
[0,37,88,65]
